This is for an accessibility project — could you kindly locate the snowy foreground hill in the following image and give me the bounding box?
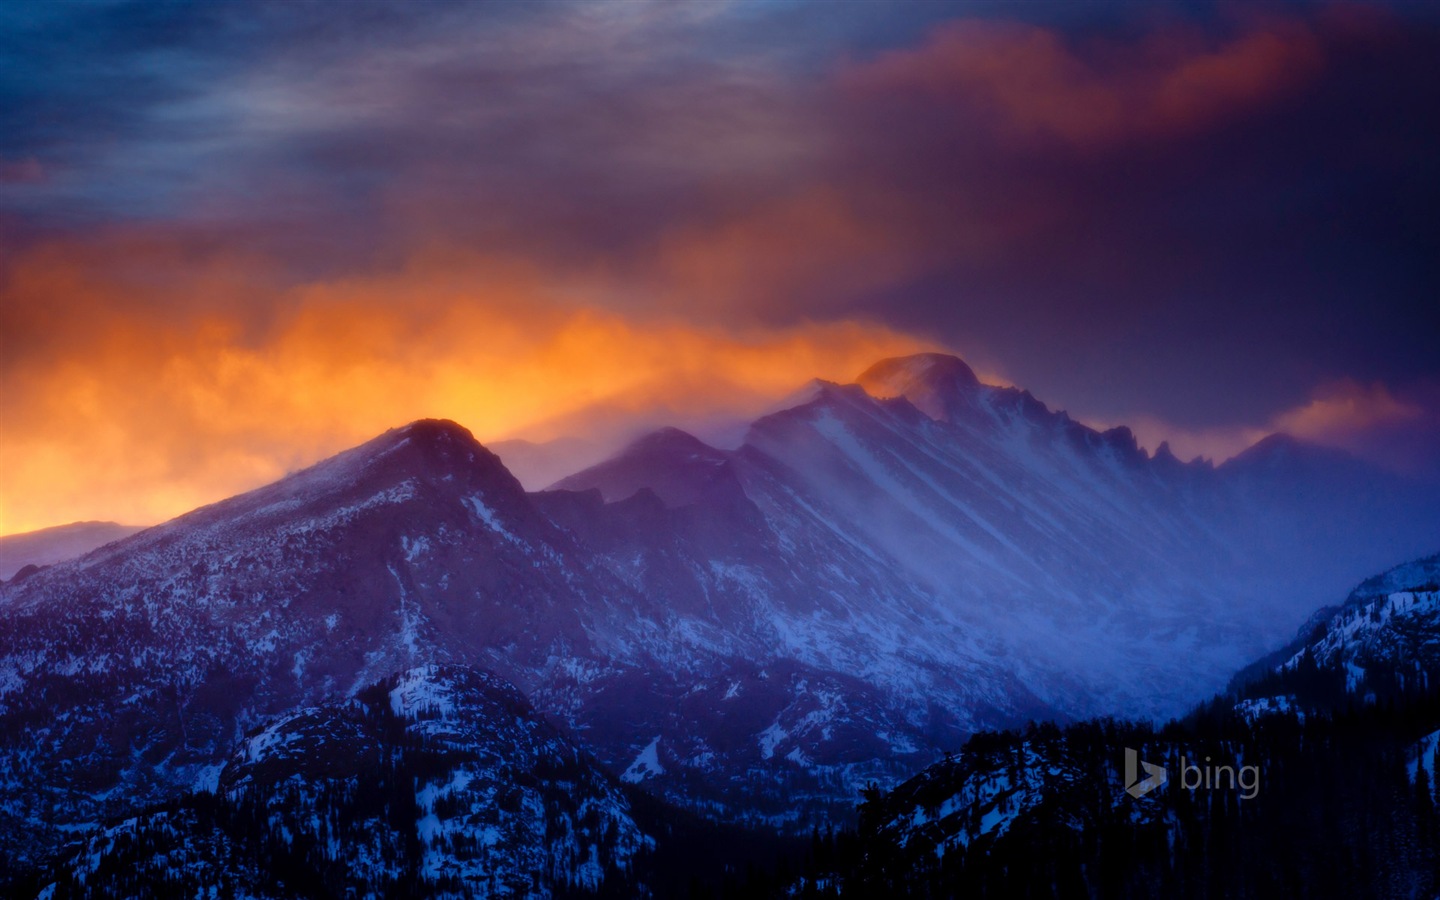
[2,353,1438,887]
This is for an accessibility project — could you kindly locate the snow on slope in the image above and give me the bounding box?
[1,357,1437,873]
[1282,588,1440,682]
[42,665,650,899]
[1270,553,1440,696]
[1233,552,1440,719]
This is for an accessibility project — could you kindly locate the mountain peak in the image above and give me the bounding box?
[281,417,502,495]
[118,417,523,550]
[1222,432,1360,475]
[369,418,488,460]
[855,353,981,420]
[1242,431,1304,454]
[858,352,980,392]
[355,418,498,470]
[551,427,731,506]
[625,426,726,459]
[395,417,479,443]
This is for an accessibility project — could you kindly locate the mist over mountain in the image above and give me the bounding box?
[489,436,615,493]
[2,354,1437,890]
[0,521,143,581]
[805,551,1440,898]
[560,353,1437,709]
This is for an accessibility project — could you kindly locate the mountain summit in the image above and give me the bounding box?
[856,352,982,420]
[551,426,732,506]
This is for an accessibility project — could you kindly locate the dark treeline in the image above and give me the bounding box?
[811,695,1440,899]
[12,688,1440,899]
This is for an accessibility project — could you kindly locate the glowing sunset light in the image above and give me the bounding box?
[0,236,933,533]
[1,1,1437,534]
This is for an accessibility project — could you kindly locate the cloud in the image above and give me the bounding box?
[1,2,1437,531]
[1271,379,1440,477]
[838,16,1324,149]
[0,158,45,184]
[1271,379,1424,441]
[645,187,925,320]
[824,7,1440,431]
[0,0,829,258]
[0,231,932,534]
[1124,379,1440,477]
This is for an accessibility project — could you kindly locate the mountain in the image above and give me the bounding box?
[1232,552,1440,712]
[0,521,143,581]
[29,664,651,899]
[489,435,614,492]
[795,552,1440,898]
[551,427,734,506]
[0,416,964,869]
[2,355,1438,876]
[1274,554,1439,694]
[0,420,620,870]
[811,705,1440,898]
[854,351,984,420]
[560,353,1439,718]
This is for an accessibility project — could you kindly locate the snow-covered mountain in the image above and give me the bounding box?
[1234,552,1440,710]
[1,353,1437,876]
[0,420,626,869]
[1279,578,1439,693]
[34,664,650,899]
[811,552,1440,897]
[560,353,1439,718]
[878,547,1440,876]
[846,720,1174,882]
[0,521,143,581]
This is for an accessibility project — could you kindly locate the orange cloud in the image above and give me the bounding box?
[1270,379,1424,443]
[648,187,925,317]
[841,16,1325,148]
[1122,380,1427,466]
[0,234,933,535]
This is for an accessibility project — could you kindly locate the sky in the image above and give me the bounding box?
[1,0,1438,534]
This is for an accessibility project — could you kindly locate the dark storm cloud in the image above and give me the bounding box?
[822,7,1440,434]
[1,0,1436,476]
[1,1,842,270]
